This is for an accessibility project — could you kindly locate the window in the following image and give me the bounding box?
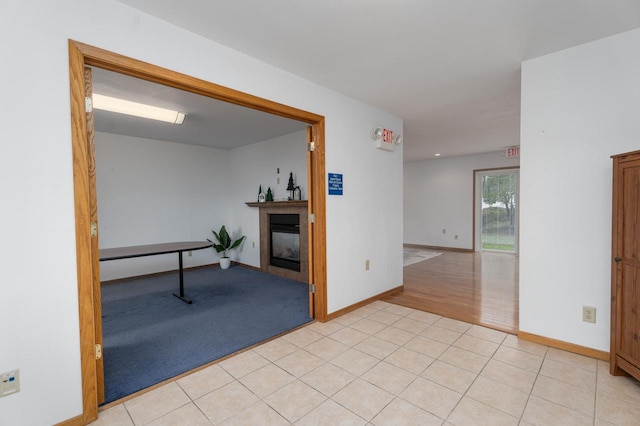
[475,169,519,253]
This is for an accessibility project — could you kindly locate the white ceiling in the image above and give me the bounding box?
[92,67,308,149]
[114,0,640,161]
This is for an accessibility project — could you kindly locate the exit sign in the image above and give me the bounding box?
[381,128,394,143]
[376,128,395,151]
[506,146,520,158]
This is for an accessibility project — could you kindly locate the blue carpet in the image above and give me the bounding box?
[101,266,311,404]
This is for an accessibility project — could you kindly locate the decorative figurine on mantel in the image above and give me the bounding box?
[294,186,301,200]
[258,185,265,202]
[287,172,296,200]
[266,187,274,202]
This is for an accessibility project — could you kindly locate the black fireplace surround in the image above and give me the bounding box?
[269,213,301,271]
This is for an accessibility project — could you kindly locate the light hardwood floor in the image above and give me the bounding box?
[384,249,519,334]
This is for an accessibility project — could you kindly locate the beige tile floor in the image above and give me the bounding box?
[90,301,640,425]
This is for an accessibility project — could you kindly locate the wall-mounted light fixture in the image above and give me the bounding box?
[370,127,384,141]
[370,126,402,151]
[92,94,186,125]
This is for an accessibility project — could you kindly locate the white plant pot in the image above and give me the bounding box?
[219,257,231,269]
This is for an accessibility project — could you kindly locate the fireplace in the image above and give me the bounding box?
[246,200,308,283]
[269,214,300,271]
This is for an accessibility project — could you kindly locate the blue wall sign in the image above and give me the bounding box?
[328,173,343,195]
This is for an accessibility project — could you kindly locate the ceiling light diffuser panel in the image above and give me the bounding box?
[92,94,186,124]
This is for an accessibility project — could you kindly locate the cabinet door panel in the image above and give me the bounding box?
[622,167,640,261]
[612,152,640,379]
[619,264,640,360]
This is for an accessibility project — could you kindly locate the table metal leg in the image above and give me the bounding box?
[173,251,193,304]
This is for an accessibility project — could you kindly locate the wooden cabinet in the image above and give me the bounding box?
[611,150,640,380]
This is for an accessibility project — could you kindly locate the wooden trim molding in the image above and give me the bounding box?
[518,331,609,361]
[325,286,404,321]
[68,39,327,424]
[310,121,327,322]
[69,40,99,425]
[71,41,322,124]
[54,414,84,426]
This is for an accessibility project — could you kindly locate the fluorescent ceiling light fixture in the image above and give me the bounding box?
[92,94,186,124]
[434,153,441,157]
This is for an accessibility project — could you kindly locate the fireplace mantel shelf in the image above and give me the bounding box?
[245,200,308,208]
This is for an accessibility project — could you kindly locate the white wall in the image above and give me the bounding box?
[228,129,308,267]
[0,1,402,424]
[96,130,308,279]
[323,106,403,307]
[520,28,640,351]
[404,152,519,249]
[95,132,229,280]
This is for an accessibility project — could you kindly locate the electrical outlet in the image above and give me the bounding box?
[583,306,596,323]
[0,369,20,398]
[365,259,370,270]
[454,234,459,240]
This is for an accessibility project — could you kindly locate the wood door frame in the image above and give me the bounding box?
[82,66,104,405]
[68,40,327,423]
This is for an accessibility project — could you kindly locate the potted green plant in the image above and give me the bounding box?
[208,225,246,269]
